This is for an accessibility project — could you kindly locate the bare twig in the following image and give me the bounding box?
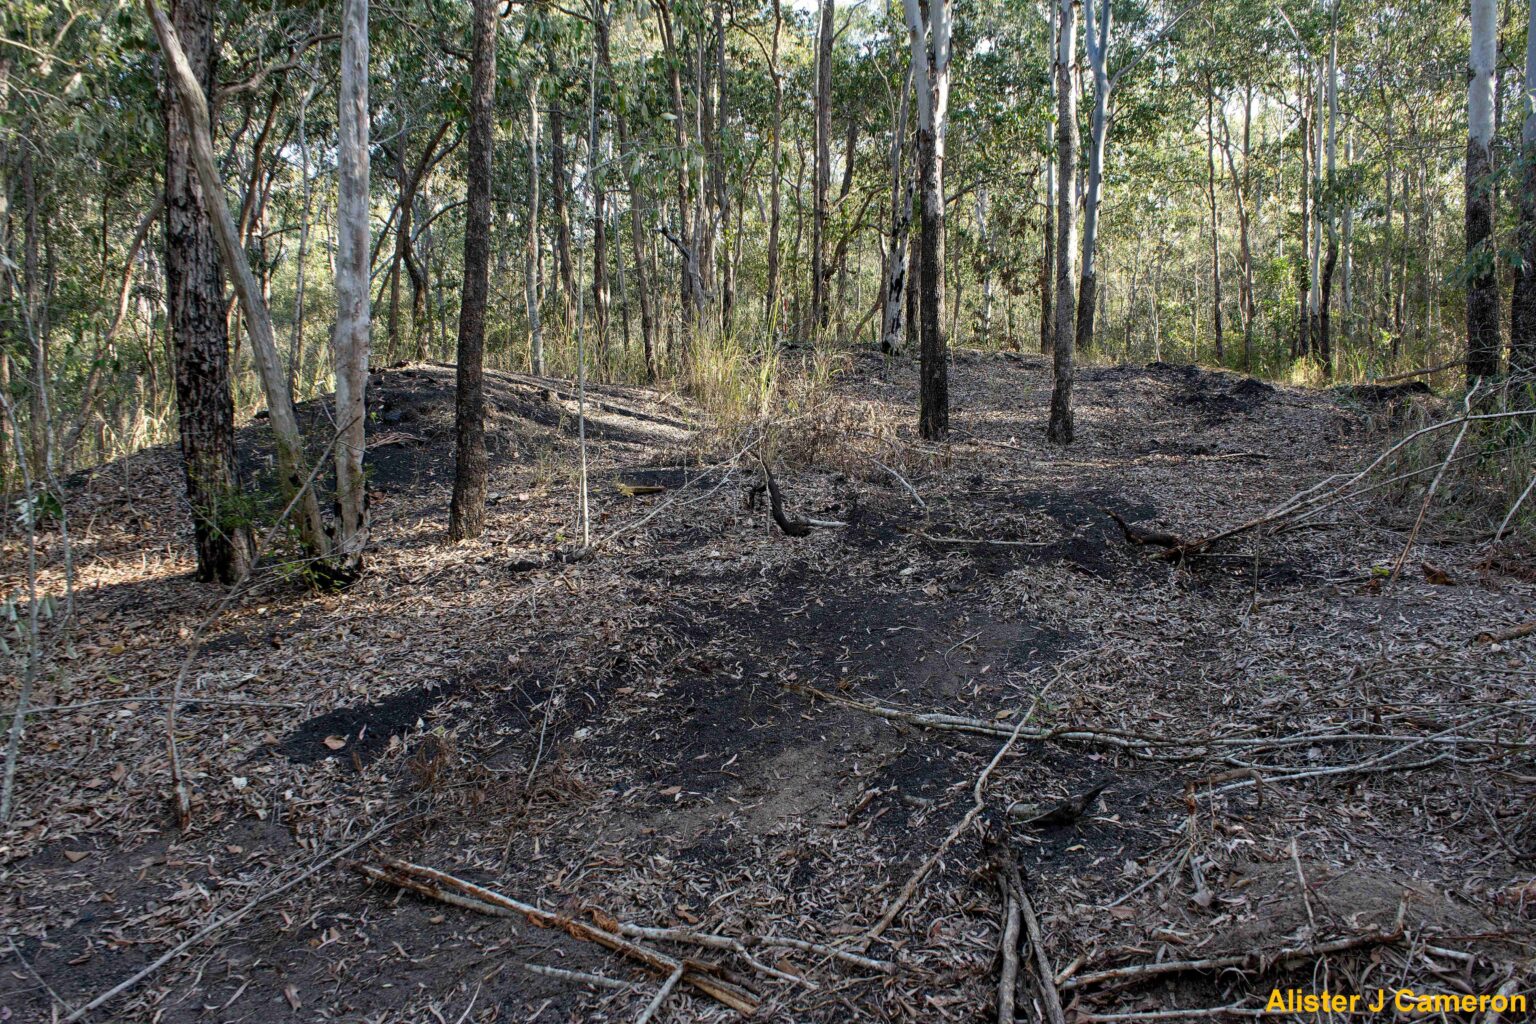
[1388,384,1479,585]
[524,963,634,991]
[873,458,927,510]
[859,690,1046,949]
[1009,861,1067,1024]
[351,858,759,1014]
[63,816,410,1023]
[634,965,684,1024]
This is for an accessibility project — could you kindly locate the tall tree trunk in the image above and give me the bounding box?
[653,0,702,355]
[1040,0,1057,356]
[148,0,327,560]
[1204,79,1225,364]
[525,74,545,375]
[1218,82,1257,371]
[1466,0,1501,380]
[159,0,250,583]
[589,18,608,366]
[1075,0,1110,354]
[1317,25,1338,378]
[550,104,577,336]
[333,0,370,565]
[764,0,784,338]
[20,137,46,473]
[812,0,834,338]
[599,26,656,382]
[1511,0,1536,377]
[449,0,497,541]
[907,211,921,353]
[1047,0,1078,443]
[903,0,950,439]
[711,0,734,334]
[881,67,914,353]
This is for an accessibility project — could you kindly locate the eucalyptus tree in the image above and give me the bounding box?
[1512,0,1536,376]
[1075,0,1192,354]
[449,0,498,542]
[1464,0,1498,380]
[903,0,952,440]
[333,0,370,566]
[1046,0,1077,443]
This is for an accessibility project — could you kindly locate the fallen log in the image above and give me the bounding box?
[350,858,759,1015]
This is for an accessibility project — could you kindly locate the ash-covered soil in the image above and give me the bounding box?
[2,355,1531,1022]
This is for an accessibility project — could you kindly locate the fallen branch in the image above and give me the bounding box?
[873,459,928,511]
[1371,358,1463,385]
[995,876,1022,1024]
[1007,859,1068,1024]
[63,816,411,1023]
[754,454,845,535]
[351,857,761,1013]
[634,965,684,1024]
[1060,926,1406,993]
[524,963,633,991]
[1388,385,1479,585]
[1074,1005,1267,1021]
[859,690,1045,950]
[1476,620,1536,644]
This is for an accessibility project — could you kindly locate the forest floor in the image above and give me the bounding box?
[2,351,1533,1023]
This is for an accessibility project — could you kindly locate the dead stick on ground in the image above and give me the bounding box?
[1059,927,1406,992]
[1476,620,1536,644]
[8,936,75,1016]
[1007,860,1067,1024]
[524,963,634,991]
[1388,384,1479,585]
[634,965,685,1024]
[995,876,1022,1024]
[353,858,759,1014]
[858,689,1046,950]
[873,459,927,510]
[1073,1006,1267,1021]
[63,815,409,1023]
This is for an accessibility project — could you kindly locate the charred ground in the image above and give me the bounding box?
[1,354,1532,1022]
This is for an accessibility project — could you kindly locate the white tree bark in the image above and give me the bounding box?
[333,0,370,565]
[1469,0,1497,152]
[526,73,544,374]
[144,0,329,557]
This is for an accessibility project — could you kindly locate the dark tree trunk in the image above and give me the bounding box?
[906,216,921,355]
[163,0,251,584]
[1046,0,1077,444]
[1512,136,1536,378]
[917,129,947,439]
[1466,138,1501,380]
[1204,84,1224,364]
[449,0,496,541]
[811,0,834,338]
[1074,273,1097,355]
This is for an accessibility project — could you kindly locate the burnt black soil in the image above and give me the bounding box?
[283,678,461,765]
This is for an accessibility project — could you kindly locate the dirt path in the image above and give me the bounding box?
[2,354,1531,1022]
